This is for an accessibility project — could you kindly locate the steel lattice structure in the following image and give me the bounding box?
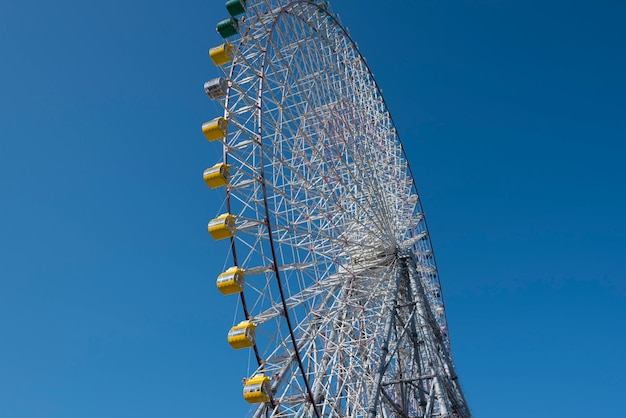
[202,1,471,417]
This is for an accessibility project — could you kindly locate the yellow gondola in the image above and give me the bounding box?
[216,266,245,295]
[209,43,233,66]
[203,163,231,189]
[202,117,228,142]
[227,320,256,349]
[243,374,271,404]
[208,213,235,240]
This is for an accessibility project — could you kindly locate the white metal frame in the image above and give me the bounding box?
[207,1,470,416]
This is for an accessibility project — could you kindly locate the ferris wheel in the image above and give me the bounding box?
[201,1,471,417]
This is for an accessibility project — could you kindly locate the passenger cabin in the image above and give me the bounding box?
[203,163,230,189]
[208,213,236,240]
[202,117,228,142]
[226,0,246,17]
[216,266,245,295]
[209,43,233,66]
[227,320,256,349]
[204,77,228,100]
[216,17,239,39]
[243,374,271,404]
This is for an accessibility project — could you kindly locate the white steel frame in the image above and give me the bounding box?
[207,1,471,416]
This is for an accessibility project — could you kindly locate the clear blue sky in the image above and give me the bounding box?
[1,0,625,417]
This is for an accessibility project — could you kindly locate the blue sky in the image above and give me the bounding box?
[1,0,625,417]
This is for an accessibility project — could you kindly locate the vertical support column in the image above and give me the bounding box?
[406,254,471,418]
[366,257,405,418]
